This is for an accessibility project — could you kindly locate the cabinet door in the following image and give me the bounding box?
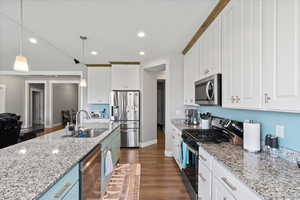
[62,182,79,200]
[184,41,199,105]
[198,163,212,200]
[212,177,235,200]
[221,0,235,107]
[111,65,140,90]
[209,17,222,77]
[88,67,111,104]
[241,0,262,108]
[262,0,300,112]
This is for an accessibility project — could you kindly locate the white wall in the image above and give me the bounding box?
[0,75,25,120]
[140,70,158,144]
[142,53,184,155]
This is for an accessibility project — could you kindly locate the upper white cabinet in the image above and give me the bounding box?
[88,67,111,104]
[222,0,262,109]
[262,0,300,112]
[111,65,140,90]
[199,17,222,79]
[184,41,199,105]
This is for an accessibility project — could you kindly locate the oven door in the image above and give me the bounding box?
[182,143,199,200]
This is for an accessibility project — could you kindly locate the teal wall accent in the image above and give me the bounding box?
[88,104,110,118]
[198,106,300,152]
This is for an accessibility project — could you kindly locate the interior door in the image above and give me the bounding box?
[32,91,40,125]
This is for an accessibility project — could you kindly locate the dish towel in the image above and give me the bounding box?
[105,150,114,176]
[181,142,189,169]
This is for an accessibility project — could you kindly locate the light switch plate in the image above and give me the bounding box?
[276,125,285,138]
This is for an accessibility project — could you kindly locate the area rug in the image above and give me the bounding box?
[102,163,141,200]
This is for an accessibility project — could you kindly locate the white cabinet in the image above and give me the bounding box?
[171,125,182,168]
[222,0,262,109]
[212,177,235,200]
[88,67,111,104]
[199,17,222,79]
[184,42,199,105]
[198,161,212,200]
[262,0,300,112]
[111,65,140,90]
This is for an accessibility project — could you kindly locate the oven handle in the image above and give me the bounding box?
[184,143,198,156]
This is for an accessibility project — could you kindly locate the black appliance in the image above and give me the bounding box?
[0,113,22,149]
[181,116,243,200]
[195,74,222,106]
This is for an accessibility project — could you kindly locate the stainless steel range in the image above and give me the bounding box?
[181,116,243,200]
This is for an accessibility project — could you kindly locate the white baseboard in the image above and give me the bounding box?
[140,139,157,148]
[52,123,62,127]
[164,151,173,157]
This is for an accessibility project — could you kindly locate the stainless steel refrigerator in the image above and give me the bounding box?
[110,90,140,147]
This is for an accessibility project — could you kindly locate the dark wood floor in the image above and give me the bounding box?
[120,129,190,200]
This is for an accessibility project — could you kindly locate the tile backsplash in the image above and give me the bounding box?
[198,106,300,152]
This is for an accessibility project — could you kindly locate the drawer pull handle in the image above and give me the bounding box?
[221,177,237,191]
[199,154,207,161]
[53,183,71,198]
[199,173,206,182]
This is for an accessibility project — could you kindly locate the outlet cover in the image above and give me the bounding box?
[276,125,285,138]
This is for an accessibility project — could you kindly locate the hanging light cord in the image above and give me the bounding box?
[19,0,23,56]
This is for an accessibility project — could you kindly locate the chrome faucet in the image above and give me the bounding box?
[75,110,91,132]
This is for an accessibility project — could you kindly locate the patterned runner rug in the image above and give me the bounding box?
[102,163,141,200]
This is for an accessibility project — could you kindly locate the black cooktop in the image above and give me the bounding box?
[182,128,230,150]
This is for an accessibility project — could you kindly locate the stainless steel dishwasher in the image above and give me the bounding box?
[80,144,102,200]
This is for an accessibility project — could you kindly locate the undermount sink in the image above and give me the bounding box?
[69,128,108,138]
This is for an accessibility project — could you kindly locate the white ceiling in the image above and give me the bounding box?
[0,0,216,70]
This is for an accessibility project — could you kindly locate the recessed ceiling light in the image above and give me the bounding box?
[139,51,145,56]
[90,51,98,55]
[137,31,146,38]
[29,37,38,44]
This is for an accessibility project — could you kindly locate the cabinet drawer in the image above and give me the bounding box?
[62,181,79,200]
[198,146,213,170]
[198,162,212,200]
[39,164,79,200]
[213,161,261,200]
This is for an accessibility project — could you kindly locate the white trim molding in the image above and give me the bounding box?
[24,80,47,128]
[0,70,83,76]
[0,84,7,113]
[164,151,173,157]
[140,139,158,148]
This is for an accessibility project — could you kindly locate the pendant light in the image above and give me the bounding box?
[14,0,29,72]
[79,36,87,88]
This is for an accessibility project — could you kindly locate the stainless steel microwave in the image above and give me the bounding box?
[195,74,222,106]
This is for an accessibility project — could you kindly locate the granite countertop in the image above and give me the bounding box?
[171,119,300,200]
[0,122,120,200]
[171,119,201,130]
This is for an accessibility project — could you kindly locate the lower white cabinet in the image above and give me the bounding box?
[212,177,235,200]
[198,161,212,200]
[198,146,261,200]
[171,125,182,168]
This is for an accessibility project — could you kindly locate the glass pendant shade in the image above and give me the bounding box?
[14,55,29,72]
[80,79,87,87]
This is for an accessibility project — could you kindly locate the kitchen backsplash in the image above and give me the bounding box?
[87,104,110,118]
[198,106,300,153]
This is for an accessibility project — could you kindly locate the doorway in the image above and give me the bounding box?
[29,83,45,128]
[0,85,6,113]
[157,80,165,130]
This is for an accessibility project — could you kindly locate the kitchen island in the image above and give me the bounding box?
[0,122,120,200]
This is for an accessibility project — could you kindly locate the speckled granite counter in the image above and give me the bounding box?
[0,122,120,200]
[199,143,300,200]
[171,119,300,200]
[171,119,201,130]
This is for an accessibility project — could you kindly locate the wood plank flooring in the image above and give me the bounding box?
[120,129,190,200]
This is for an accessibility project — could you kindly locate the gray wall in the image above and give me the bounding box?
[0,75,25,121]
[52,83,78,124]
